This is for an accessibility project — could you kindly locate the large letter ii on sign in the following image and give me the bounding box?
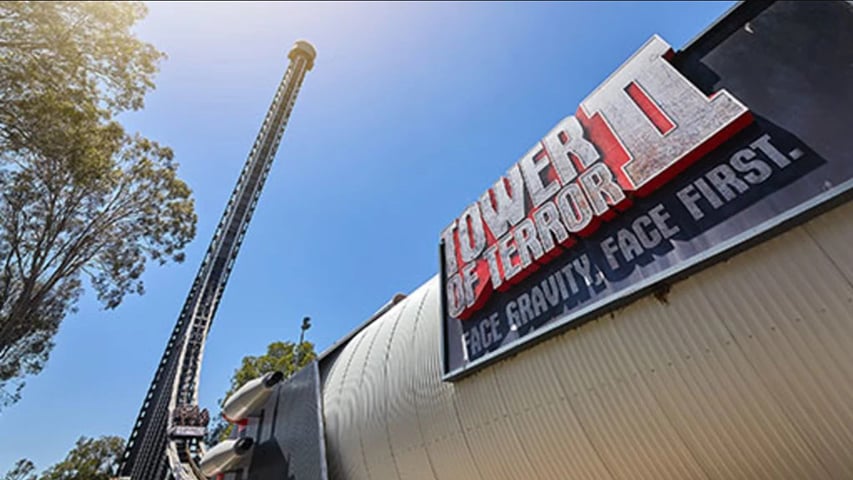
[443,35,753,322]
[579,35,752,196]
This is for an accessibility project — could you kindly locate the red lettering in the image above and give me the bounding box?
[445,34,752,321]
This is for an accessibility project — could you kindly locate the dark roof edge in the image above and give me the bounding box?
[677,1,773,58]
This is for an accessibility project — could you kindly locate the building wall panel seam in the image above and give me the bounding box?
[486,369,543,479]
[407,287,443,480]
[697,238,836,477]
[356,315,389,480]
[381,301,410,479]
[325,325,369,480]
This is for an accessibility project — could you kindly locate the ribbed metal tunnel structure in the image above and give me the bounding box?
[320,199,853,480]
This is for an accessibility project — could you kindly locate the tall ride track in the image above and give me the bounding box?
[117,41,316,480]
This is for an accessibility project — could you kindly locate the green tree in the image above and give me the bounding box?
[208,340,317,443]
[38,436,124,480]
[2,459,35,480]
[0,2,196,408]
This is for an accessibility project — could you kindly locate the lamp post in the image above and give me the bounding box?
[295,316,311,370]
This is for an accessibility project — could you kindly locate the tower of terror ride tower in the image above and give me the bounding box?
[118,40,316,480]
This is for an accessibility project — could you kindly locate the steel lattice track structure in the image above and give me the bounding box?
[117,41,316,480]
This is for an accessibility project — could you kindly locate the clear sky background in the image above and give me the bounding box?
[0,1,735,472]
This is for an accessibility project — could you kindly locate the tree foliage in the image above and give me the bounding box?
[38,436,124,480]
[2,459,35,480]
[2,436,124,480]
[208,340,317,443]
[0,1,196,407]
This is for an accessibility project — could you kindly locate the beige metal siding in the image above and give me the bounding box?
[321,201,853,479]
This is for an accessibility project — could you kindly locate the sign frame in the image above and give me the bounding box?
[440,0,853,381]
[442,183,853,381]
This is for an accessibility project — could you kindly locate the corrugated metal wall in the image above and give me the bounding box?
[321,200,853,479]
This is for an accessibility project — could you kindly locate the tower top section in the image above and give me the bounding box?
[289,40,317,71]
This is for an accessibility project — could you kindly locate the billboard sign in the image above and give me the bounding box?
[440,10,853,380]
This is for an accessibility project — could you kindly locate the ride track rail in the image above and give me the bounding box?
[117,41,316,480]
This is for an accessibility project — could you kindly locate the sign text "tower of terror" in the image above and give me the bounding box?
[441,36,752,321]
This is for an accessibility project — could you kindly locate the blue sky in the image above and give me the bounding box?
[0,1,734,472]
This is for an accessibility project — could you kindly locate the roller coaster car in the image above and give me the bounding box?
[167,404,210,438]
